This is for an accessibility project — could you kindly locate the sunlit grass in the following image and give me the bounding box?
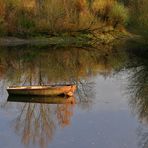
[0,0,130,36]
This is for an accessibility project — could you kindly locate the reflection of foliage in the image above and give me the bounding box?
[128,66,148,122]
[76,80,95,102]
[15,104,55,147]
[125,44,148,148]
[137,126,148,148]
[0,45,127,104]
[75,79,95,110]
[0,45,127,84]
[12,99,75,148]
[125,44,148,124]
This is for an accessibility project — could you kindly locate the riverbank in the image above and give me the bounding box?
[0,29,132,47]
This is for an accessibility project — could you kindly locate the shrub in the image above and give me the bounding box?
[92,0,114,22]
[0,0,130,36]
[109,2,129,28]
[90,0,129,28]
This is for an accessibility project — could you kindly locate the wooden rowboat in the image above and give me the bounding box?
[7,85,76,97]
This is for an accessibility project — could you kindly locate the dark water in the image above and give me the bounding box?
[0,42,148,148]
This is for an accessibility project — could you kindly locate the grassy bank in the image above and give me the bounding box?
[0,28,132,47]
[0,0,129,38]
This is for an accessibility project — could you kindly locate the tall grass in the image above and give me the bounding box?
[109,2,129,28]
[0,0,129,36]
[91,0,129,28]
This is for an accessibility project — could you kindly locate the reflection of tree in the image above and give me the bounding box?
[137,126,148,148]
[76,80,94,102]
[0,45,126,84]
[0,44,127,107]
[125,46,148,148]
[126,47,148,124]
[0,44,128,147]
[71,79,94,110]
[56,100,75,128]
[12,98,75,148]
[128,66,148,123]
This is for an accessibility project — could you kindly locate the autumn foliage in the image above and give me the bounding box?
[0,0,129,36]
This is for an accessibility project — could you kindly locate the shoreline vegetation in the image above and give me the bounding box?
[0,0,147,46]
[0,29,132,46]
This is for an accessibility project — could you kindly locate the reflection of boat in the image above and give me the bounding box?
[7,85,76,97]
[7,95,76,104]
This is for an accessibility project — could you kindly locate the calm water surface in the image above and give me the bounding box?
[0,42,147,148]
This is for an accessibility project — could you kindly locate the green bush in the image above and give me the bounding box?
[109,2,129,28]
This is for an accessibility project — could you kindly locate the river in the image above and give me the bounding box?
[0,41,147,148]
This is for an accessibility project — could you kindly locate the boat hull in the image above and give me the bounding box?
[7,85,76,97]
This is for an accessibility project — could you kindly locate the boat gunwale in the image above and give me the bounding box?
[7,85,76,90]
